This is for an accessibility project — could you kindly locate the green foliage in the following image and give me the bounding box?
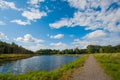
[0,54,34,63]
[36,49,59,55]
[0,41,120,55]
[87,45,101,53]
[86,45,120,53]
[95,53,120,80]
[36,48,87,55]
[36,44,120,55]
[0,55,88,80]
[0,41,33,54]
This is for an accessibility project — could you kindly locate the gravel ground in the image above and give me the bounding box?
[70,55,112,80]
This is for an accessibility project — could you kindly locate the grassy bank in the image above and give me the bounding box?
[0,54,88,80]
[0,54,34,64]
[94,53,120,80]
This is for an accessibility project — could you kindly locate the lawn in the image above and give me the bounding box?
[94,53,120,80]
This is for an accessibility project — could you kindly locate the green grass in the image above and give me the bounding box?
[0,54,88,80]
[0,54,34,64]
[94,53,120,80]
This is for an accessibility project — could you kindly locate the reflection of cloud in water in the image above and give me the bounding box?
[49,56,65,70]
[0,56,78,74]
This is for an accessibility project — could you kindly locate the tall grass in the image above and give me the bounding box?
[0,54,33,64]
[94,53,120,80]
[0,54,88,80]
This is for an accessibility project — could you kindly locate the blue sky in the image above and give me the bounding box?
[0,0,120,51]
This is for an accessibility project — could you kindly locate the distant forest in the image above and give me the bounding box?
[0,41,120,54]
[0,41,33,54]
[36,45,120,55]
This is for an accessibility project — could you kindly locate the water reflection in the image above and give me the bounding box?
[0,56,78,74]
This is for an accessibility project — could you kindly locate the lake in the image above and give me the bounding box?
[0,55,79,74]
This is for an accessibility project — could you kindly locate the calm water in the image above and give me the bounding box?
[0,56,78,74]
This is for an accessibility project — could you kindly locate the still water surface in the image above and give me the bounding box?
[0,56,78,74]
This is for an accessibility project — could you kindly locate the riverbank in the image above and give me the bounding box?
[0,54,88,80]
[0,54,34,64]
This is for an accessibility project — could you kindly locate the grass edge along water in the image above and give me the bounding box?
[0,54,88,80]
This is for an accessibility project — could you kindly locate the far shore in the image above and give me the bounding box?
[0,54,34,64]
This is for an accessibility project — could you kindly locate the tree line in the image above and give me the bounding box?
[0,41,33,54]
[36,45,120,55]
[87,45,120,53]
[0,41,120,54]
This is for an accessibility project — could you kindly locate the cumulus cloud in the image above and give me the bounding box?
[50,42,66,46]
[72,39,92,48]
[84,30,106,39]
[25,42,70,51]
[50,0,120,33]
[67,0,87,10]
[22,9,47,21]
[24,44,48,51]
[28,0,44,5]
[6,0,47,26]
[0,21,6,25]
[11,20,30,25]
[72,30,120,48]
[12,5,47,25]
[0,0,20,10]
[0,32,8,39]
[15,34,44,43]
[50,34,64,39]
[49,18,70,29]
[50,42,70,50]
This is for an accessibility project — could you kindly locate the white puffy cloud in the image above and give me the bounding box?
[67,0,119,12]
[49,11,96,29]
[49,18,70,29]
[72,39,92,48]
[84,30,106,39]
[0,0,20,10]
[0,32,8,39]
[12,8,47,25]
[67,0,87,10]
[15,34,44,43]
[50,42,66,46]
[50,0,120,33]
[50,34,64,39]
[72,30,120,48]
[24,44,48,51]
[28,0,44,5]
[22,9,47,21]
[11,20,30,25]
[10,0,47,25]
[25,42,71,51]
[0,21,6,25]
[50,42,69,50]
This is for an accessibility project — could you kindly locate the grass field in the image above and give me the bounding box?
[0,54,34,64]
[94,53,120,80]
[0,54,88,80]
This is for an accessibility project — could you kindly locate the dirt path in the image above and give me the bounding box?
[70,55,111,80]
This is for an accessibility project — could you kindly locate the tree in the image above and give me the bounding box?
[87,45,101,53]
[0,41,33,54]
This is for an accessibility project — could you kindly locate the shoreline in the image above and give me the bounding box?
[0,54,34,64]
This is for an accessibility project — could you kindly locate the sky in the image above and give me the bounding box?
[0,0,120,51]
